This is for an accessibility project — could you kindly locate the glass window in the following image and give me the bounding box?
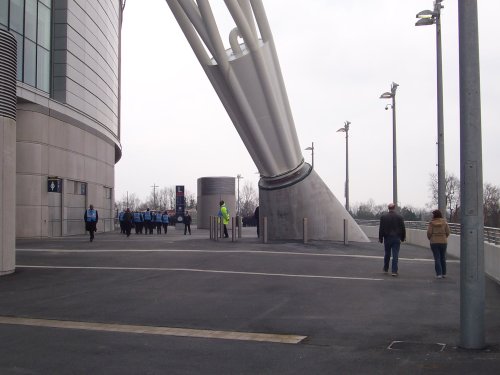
[39,0,50,8]
[25,0,37,41]
[105,187,112,199]
[37,3,50,48]
[12,31,23,81]
[10,0,24,33]
[0,0,8,28]
[24,37,36,86]
[37,45,50,92]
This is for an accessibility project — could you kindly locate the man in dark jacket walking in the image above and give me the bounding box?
[379,203,406,276]
[184,211,192,235]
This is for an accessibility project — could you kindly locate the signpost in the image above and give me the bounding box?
[175,185,185,225]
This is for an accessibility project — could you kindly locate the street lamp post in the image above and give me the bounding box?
[151,183,158,210]
[380,82,399,207]
[337,121,350,211]
[305,142,314,169]
[416,0,446,216]
[236,174,243,216]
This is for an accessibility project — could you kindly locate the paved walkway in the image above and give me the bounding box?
[1,227,499,374]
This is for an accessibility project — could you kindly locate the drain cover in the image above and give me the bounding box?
[388,341,446,352]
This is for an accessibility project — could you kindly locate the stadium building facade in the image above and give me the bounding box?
[1,0,122,239]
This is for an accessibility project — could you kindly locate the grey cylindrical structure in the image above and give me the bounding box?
[197,177,235,229]
[0,29,17,275]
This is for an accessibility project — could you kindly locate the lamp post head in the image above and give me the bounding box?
[416,9,435,19]
[415,17,435,26]
[380,92,393,99]
[337,121,350,133]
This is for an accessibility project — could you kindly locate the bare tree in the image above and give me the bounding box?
[484,183,500,228]
[185,190,197,209]
[115,192,141,212]
[428,172,460,221]
[240,181,259,218]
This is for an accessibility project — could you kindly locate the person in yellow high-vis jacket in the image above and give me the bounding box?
[218,200,230,238]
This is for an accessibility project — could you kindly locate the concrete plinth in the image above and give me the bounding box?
[259,167,369,242]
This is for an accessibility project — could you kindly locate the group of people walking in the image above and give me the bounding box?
[116,208,193,237]
[118,208,171,236]
[379,203,450,279]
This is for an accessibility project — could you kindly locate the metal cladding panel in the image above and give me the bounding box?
[52,0,120,137]
[198,177,235,196]
[0,30,17,120]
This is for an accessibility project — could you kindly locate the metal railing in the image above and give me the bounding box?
[356,219,500,245]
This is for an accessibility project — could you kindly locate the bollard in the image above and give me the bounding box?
[232,217,235,242]
[263,216,268,244]
[215,216,219,242]
[303,218,308,244]
[343,219,349,246]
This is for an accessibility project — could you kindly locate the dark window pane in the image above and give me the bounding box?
[24,38,36,86]
[37,45,50,92]
[25,0,37,41]
[37,3,51,48]
[10,0,24,33]
[0,0,8,27]
[12,31,23,81]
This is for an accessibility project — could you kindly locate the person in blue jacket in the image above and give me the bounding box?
[84,204,98,242]
[161,210,169,234]
[143,208,153,234]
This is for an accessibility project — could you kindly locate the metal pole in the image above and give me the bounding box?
[263,216,268,243]
[436,4,446,216]
[232,217,235,242]
[458,0,485,349]
[343,219,349,246]
[311,142,314,169]
[392,86,398,207]
[303,218,308,244]
[237,176,240,216]
[345,127,349,212]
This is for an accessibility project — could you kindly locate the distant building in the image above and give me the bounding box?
[1,0,123,237]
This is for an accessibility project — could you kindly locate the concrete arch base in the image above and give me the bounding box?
[259,166,369,242]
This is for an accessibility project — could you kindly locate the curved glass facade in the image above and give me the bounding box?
[0,0,51,92]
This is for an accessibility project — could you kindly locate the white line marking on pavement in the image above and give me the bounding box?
[17,265,384,281]
[0,316,306,344]
[17,248,455,263]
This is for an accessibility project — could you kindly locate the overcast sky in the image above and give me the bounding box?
[117,1,500,210]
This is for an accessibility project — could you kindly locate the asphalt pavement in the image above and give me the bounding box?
[1,226,499,374]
